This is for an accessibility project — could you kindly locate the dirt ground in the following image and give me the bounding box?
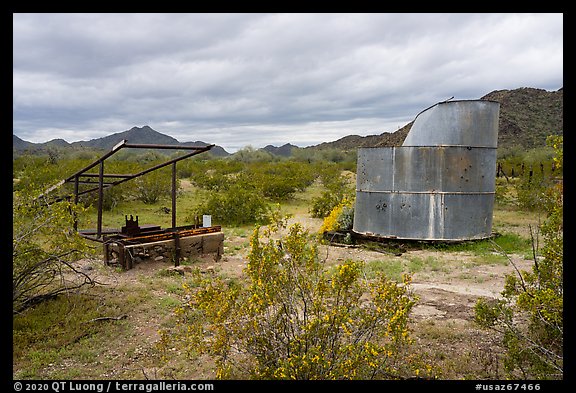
[65,209,538,379]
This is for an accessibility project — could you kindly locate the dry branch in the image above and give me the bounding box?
[83,314,128,323]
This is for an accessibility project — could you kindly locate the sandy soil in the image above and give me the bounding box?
[81,210,535,326]
[67,211,536,379]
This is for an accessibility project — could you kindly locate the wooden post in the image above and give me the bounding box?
[103,240,109,266]
[174,232,181,267]
[125,244,133,270]
[118,243,125,270]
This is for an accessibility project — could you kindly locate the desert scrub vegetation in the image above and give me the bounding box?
[13,139,561,381]
[12,183,98,314]
[159,218,433,380]
[475,136,563,379]
[187,159,318,226]
[318,197,355,234]
[309,162,355,218]
[495,136,563,212]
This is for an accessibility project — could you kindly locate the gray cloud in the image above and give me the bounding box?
[13,13,563,152]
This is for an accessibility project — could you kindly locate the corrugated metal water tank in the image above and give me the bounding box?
[353,100,500,241]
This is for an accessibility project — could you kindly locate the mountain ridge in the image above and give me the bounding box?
[13,126,230,157]
[262,143,298,157]
[13,87,562,156]
[307,87,562,151]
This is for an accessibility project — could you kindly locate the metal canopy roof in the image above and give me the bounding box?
[39,140,214,238]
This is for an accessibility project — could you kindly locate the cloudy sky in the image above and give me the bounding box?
[13,13,563,152]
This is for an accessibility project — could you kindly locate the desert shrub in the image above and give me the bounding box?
[475,135,563,379]
[546,135,563,171]
[160,220,429,380]
[514,168,551,211]
[13,184,96,314]
[189,160,244,191]
[78,184,126,211]
[310,189,340,218]
[319,198,354,233]
[189,160,316,201]
[310,177,355,218]
[13,155,94,194]
[251,161,316,200]
[131,167,174,204]
[177,155,216,179]
[513,136,562,211]
[232,146,276,163]
[494,178,516,206]
[190,183,271,226]
[74,161,136,210]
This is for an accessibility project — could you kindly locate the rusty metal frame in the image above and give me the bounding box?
[42,140,214,238]
[36,140,222,270]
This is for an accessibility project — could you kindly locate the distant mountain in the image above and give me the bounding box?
[306,87,562,151]
[13,87,562,158]
[13,135,35,150]
[13,125,230,157]
[481,87,563,148]
[304,122,412,153]
[13,135,73,154]
[261,143,299,157]
[180,140,230,157]
[70,125,180,150]
[44,138,71,148]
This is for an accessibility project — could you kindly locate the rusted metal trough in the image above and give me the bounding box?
[80,218,224,270]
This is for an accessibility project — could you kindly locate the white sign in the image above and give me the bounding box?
[202,215,212,228]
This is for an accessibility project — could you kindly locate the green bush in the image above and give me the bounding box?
[475,136,563,379]
[13,184,95,313]
[252,161,316,200]
[514,169,552,210]
[189,160,316,202]
[78,184,126,211]
[189,160,244,191]
[131,167,174,204]
[160,221,429,380]
[190,183,271,226]
[319,199,354,234]
[310,178,354,218]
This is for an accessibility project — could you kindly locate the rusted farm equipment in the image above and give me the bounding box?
[39,140,224,270]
